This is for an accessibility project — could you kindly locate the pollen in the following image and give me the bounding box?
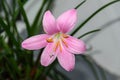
[46,38,53,43]
[54,41,59,51]
[54,41,62,52]
[62,38,68,47]
[62,34,69,38]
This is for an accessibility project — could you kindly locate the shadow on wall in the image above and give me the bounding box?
[56,55,118,80]
[84,17,120,43]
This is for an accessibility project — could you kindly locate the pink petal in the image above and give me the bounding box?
[40,43,57,66]
[57,9,77,33]
[21,34,50,50]
[57,49,75,71]
[64,36,86,54]
[43,11,59,35]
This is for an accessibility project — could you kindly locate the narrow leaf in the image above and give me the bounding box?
[31,0,53,35]
[0,37,12,53]
[17,0,31,36]
[78,29,100,38]
[0,18,19,47]
[75,0,86,9]
[31,0,47,31]
[1,0,10,27]
[71,0,120,36]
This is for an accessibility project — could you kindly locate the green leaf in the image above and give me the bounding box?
[5,63,16,80]
[25,64,31,80]
[1,0,22,48]
[71,0,120,36]
[17,0,31,36]
[0,18,20,48]
[1,0,11,27]
[3,55,20,80]
[33,66,44,80]
[31,0,53,35]
[0,37,12,53]
[78,29,100,38]
[8,57,21,77]
[75,0,86,9]
[3,0,12,16]
[31,0,48,33]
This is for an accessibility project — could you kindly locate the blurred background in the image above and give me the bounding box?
[0,0,120,80]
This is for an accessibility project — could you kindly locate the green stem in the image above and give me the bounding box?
[75,0,86,9]
[71,0,120,36]
[11,11,23,42]
[30,49,44,78]
[0,18,20,48]
[0,37,12,54]
[31,0,52,35]
[1,0,10,28]
[31,0,47,32]
[36,0,53,34]
[78,29,100,38]
[4,0,12,16]
[17,0,31,36]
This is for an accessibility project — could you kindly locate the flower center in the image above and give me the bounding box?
[46,33,69,52]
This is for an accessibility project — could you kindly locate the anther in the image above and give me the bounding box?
[54,41,62,52]
[62,34,69,38]
[62,38,68,47]
[54,41,59,52]
[46,38,53,43]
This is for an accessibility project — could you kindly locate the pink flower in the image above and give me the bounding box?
[21,9,86,71]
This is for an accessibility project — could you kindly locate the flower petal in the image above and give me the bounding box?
[64,36,86,54]
[57,9,77,33]
[57,49,75,71]
[21,34,50,50]
[43,11,59,34]
[40,43,57,66]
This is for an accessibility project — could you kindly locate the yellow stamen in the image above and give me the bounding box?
[62,38,68,47]
[59,42,62,52]
[54,41,59,52]
[62,34,69,38]
[54,41,62,52]
[46,38,53,43]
